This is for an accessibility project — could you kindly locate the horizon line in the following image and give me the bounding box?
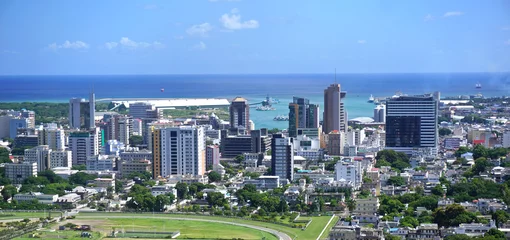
[0,71,509,76]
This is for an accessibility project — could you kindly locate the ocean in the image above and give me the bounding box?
[1,72,510,129]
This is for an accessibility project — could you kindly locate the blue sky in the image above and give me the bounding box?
[0,0,509,75]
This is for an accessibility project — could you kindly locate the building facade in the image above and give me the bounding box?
[5,162,37,184]
[69,92,95,129]
[206,145,220,167]
[49,150,72,169]
[68,128,100,166]
[323,84,347,134]
[229,97,250,132]
[152,126,206,178]
[271,134,294,182]
[24,145,51,172]
[385,93,439,154]
[288,97,320,137]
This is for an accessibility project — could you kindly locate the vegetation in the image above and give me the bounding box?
[439,128,453,136]
[125,184,175,212]
[0,147,12,164]
[208,171,222,183]
[387,176,406,186]
[375,149,410,171]
[129,135,143,145]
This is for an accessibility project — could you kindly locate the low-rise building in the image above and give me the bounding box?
[5,162,37,184]
[151,185,177,198]
[119,159,151,177]
[242,176,280,190]
[86,155,116,171]
[93,178,115,191]
[13,192,58,204]
[354,197,379,216]
[55,193,81,207]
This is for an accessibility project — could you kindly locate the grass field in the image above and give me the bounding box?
[102,218,277,240]
[0,211,62,220]
[16,230,102,240]
[76,212,337,240]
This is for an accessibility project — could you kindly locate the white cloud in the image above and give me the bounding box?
[192,41,206,50]
[444,11,464,17]
[186,23,213,37]
[104,37,165,50]
[47,40,89,50]
[105,42,118,50]
[424,14,434,21]
[357,40,367,44]
[231,8,239,14]
[220,11,259,30]
[505,39,510,45]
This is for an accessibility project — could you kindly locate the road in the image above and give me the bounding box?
[77,215,292,240]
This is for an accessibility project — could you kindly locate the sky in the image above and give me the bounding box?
[0,0,509,75]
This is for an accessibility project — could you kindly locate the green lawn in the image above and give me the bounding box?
[76,212,337,240]
[0,211,62,220]
[104,218,277,240]
[16,230,102,240]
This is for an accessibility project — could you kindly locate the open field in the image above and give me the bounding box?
[16,230,102,240]
[0,211,62,220]
[76,212,337,240]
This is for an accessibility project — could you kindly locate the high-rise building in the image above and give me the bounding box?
[385,92,439,154]
[24,145,51,172]
[21,110,35,129]
[69,128,100,166]
[129,102,156,119]
[206,145,220,168]
[323,84,347,134]
[152,126,206,178]
[288,97,320,137]
[102,114,132,145]
[69,92,95,129]
[41,128,66,151]
[219,128,271,158]
[271,134,294,182]
[229,97,250,132]
[374,105,386,123]
[5,162,37,184]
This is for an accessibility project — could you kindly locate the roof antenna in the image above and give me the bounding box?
[335,68,337,84]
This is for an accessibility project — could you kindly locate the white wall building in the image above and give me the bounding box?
[49,150,72,169]
[13,192,58,204]
[335,159,362,189]
[154,126,206,177]
[69,128,99,166]
[5,162,37,184]
[271,134,294,182]
[24,145,51,172]
[86,155,116,171]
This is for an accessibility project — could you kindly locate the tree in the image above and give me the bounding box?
[473,144,489,160]
[208,171,222,183]
[492,210,509,227]
[175,182,188,199]
[346,199,356,212]
[455,147,471,158]
[472,157,492,175]
[129,135,143,145]
[127,171,152,181]
[1,185,17,201]
[300,176,311,184]
[400,216,419,228]
[0,147,12,164]
[431,185,445,197]
[485,228,506,239]
[234,154,245,164]
[375,150,410,171]
[387,176,406,186]
[268,128,279,134]
[433,203,477,227]
[71,164,87,170]
[439,128,453,137]
[206,192,227,207]
[154,194,171,211]
[69,172,97,185]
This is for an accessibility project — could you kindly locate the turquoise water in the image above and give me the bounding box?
[1,73,509,129]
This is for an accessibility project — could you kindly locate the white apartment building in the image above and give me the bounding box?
[346,129,365,146]
[69,128,99,166]
[24,145,51,172]
[335,159,363,189]
[49,150,72,168]
[354,197,380,215]
[86,155,116,171]
[120,159,151,177]
[153,126,206,177]
[119,149,152,161]
[46,128,66,151]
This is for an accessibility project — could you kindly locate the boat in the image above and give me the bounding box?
[368,94,374,103]
[273,115,289,121]
[476,82,482,89]
[256,106,276,111]
[373,99,379,104]
[160,88,165,92]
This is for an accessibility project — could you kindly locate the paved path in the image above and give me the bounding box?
[316,215,335,240]
[77,215,292,240]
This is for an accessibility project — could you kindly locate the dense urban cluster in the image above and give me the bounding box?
[3,85,510,239]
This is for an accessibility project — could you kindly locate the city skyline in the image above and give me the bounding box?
[0,0,509,75]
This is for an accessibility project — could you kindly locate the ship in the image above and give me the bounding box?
[368,94,374,103]
[476,82,482,89]
[262,95,280,106]
[256,106,276,111]
[273,115,289,121]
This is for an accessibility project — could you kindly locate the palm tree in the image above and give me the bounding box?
[346,199,356,212]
